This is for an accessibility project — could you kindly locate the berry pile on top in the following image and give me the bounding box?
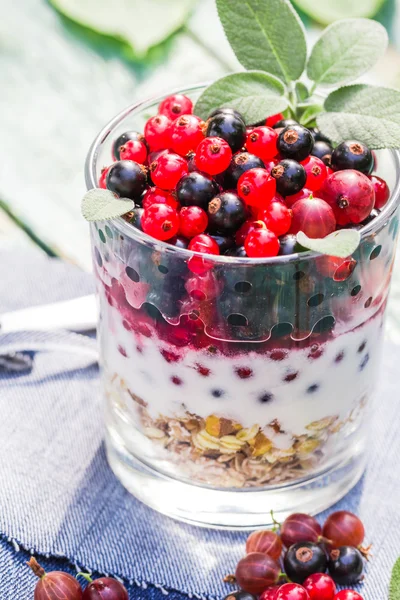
[100,93,390,260]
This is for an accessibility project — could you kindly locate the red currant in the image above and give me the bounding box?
[290,196,336,238]
[280,514,322,548]
[188,233,220,274]
[99,166,111,189]
[333,592,364,600]
[276,583,310,600]
[303,573,336,600]
[266,113,284,128]
[235,219,266,246]
[144,115,172,151]
[195,137,232,175]
[246,126,278,161]
[285,188,313,208]
[246,530,283,561]
[235,553,281,594]
[260,587,280,600]
[369,175,390,209]
[119,139,148,164]
[259,202,292,236]
[245,228,280,257]
[141,203,179,241]
[322,511,365,550]
[150,152,188,190]
[158,94,193,121]
[170,115,205,156]
[238,168,276,208]
[179,206,208,238]
[302,156,327,192]
[142,187,178,210]
[322,170,375,225]
[316,255,357,281]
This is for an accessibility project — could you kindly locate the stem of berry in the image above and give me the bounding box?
[270,509,281,532]
[359,544,373,561]
[77,572,94,583]
[223,574,237,584]
[27,557,46,579]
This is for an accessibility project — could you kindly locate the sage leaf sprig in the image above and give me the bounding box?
[390,556,400,600]
[296,229,361,258]
[195,0,399,149]
[81,188,134,221]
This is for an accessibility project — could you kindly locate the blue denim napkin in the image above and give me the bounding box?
[0,247,399,600]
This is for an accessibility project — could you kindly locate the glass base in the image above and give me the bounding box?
[105,425,366,530]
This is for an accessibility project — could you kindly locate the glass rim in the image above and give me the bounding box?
[85,82,400,265]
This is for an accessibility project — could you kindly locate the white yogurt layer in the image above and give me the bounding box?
[99,290,383,435]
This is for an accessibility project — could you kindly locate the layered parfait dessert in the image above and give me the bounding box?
[90,92,398,489]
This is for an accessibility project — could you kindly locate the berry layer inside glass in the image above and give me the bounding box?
[88,88,400,489]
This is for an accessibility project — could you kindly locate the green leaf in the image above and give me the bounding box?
[292,0,386,25]
[195,71,288,124]
[81,189,134,222]
[49,0,195,58]
[216,0,307,83]
[300,104,323,126]
[317,84,400,149]
[296,229,361,258]
[307,19,388,86]
[389,557,400,600]
[295,82,310,102]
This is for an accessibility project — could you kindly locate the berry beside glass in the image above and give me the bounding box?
[87,85,400,524]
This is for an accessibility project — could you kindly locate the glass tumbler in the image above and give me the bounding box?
[85,84,400,528]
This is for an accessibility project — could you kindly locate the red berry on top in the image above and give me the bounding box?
[333,592,364,600]
[238,168,276,208]
[290,195,336,239]
[276,583,310,600]
[303,573,336,600]
[82,577,128,600]
[246,126,279,162]
[322,510,365,550]
[179,206,208,238]
[235,219,266,246]
[119,139,148,164]
[141,203,180,241]
[285,188,313,208]
[144,115,172,151]
[302,156,327,192]
[158,93,193,121]
[142,187,178,210]
[322,170,375,225]
[188,233,220,274]
[369,175,390,209]
[150,152,188,190]
[99,166,111,189]
[245,228,280,257]
[195,137,232,175]
[170,114,205,157]
[259,202,292,236]
[260,587,280,600]
[266,113,284,128]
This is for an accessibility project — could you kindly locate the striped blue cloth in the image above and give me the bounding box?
[0,247,399,599]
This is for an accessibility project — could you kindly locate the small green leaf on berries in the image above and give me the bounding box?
[389,556,400,600]
[300,104,323,126]
[307,19,388,86]
[195,71,288,124]
[81,188,134,221]
[295,81,310,102]
[296,229,361,258]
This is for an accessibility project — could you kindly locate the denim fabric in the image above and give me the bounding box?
[0,248,399,600]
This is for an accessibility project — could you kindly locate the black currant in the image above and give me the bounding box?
[283,542,328,584]
[207,192,247,234]
[273,118,298,129]
[126,207,144,230]
[278,234,304,256]
[106,160,148,200]
[210,234,235,254]
[223,592,257,600]
[223,152,265,188]
[309,127,331,144]
[271,159,306,196]
[208,107,245,122]
[311,141,333,165]
[176,172,219,210]
[277,124,314,161]
[113,131,148,160]
[328,546,364,585]
[225,245,247,257]
[331,140,374,174]
[169,235,189,249]
[206,113,247,153]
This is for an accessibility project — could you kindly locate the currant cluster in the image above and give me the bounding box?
[226,510,369,600]
[99,94,390,260]
[27,557,128,600]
